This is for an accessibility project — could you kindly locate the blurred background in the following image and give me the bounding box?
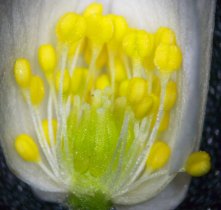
[0,1,221,210]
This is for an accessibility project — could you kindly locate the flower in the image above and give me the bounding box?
[0,1,216,210]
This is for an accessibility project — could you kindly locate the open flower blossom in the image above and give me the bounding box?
[0,1,216,210]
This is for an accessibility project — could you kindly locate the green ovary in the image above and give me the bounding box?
[66,107,134,196]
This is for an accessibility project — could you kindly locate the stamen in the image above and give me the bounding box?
[14,134,40,163]
[146,141,171,171]
[185,151,211,177]
[12,2,211,206]
[14,58,32,88]
[38,44,57,75]
[29,75,45,105]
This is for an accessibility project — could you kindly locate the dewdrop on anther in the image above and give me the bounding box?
[15,134,40,162]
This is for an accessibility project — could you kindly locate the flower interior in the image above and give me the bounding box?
[12,2,211,210]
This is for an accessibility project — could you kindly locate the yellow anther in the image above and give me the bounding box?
[55,70,71,94]
[110,15,128,42]
[68,42,78,57]
[152,76,161,96]
[118,79,129,97]
[133,96,153,119]
[185,151,211,177]
[147,141,171,171]
[154,43,182,73]
[71,67,88,94]
[15,134,40,162]
[30,76,45,105]
[150,94,160,113]
[123,30,154,59]
[42,119,57,146]
[158,112,170,132]
[14,58,32,88]
[84,44,108,69]
[86,14,114,46]
[164,81,177,110]
[38,44,57,74]
[155,27,176,45]
[114,57,127,83]
[96,45,108,69]
[143,55,155,71]
[114,97,127,112]
[95,74,110,90]
[83,2,103,16]
[56,13,86,43]
[127,78,147,104]
[68,39,86,58]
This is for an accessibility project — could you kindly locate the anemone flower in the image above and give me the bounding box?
[0,0,216,210]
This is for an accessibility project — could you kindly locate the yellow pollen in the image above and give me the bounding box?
[114,57,127,83]
[158,112,170,132]
[14,58,32,88]
[154,43,182,73]
[84,43,108,69]
[164,81,177,110]
[30,75,45,105]
[127,77,147,104]
[83,2,103,16]
[155,27,176,45]
[133,96,153,119]
[71,67,88,94]
[56,12,86,43]
[185,151,211,177]
[86,14,114,46]
[152,75,161,96]
[147,141,171,171]
[118,79,129,97]
[109,15,128,44]
[150,94,160,113]
[38,44,57,74]
[15,134,40,162]
[95,74,110,90]
[143,54,155,71]
[42,119,57,146]
[123,30,154,59]
[55,70,71,94]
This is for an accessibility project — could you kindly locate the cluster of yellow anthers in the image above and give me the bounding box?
[13,2,210,195]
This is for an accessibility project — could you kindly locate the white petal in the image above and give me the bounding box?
[112,0,215,206]
[0,0,216,208]
[117,174,190,210]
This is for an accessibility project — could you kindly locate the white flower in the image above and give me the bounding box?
[0,0,216,210]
